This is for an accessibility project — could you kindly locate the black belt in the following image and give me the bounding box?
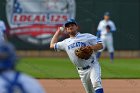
[77,60,94,70]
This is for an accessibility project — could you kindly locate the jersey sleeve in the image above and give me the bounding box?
[87,34,103,45]
[97,21,103,31]
[96,37,103,44]
[110,21,116,31]
[54,40,66,51]
[88,35,104,52]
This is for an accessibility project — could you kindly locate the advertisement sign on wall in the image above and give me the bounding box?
[6,0,76,45]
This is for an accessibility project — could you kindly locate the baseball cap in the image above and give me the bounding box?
[64,19,77,27]
[104,12,110,16]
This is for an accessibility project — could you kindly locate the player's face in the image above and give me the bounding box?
[65,23,78,36]
[104,15,110,21]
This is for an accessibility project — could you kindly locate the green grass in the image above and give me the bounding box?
[100,58,140,79]
[16,58,79,78]
[16,57,140,79]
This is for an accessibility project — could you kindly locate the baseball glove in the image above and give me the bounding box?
[106,25,111,33]
[75,46,93,60]
[106,25,111,30]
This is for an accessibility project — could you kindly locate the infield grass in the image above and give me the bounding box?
[16,57,140,79]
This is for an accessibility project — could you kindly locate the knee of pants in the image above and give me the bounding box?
[108,47,114,53]
[93,81,103,90]
[107,44,114,52]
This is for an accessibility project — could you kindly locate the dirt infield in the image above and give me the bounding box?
[39,79,140,93]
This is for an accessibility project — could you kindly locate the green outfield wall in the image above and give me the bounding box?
[0,0,139,50]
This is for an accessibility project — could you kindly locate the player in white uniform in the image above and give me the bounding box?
[0,20,7,42]
[96,12,116,62]
[50,19,104,93]
[0,42,46,93]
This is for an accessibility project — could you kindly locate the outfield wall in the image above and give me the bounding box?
[0,0,139,50]
[17,51,140,58]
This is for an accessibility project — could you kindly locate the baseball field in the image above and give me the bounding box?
[17,58,140,79]
[16,57,140,93]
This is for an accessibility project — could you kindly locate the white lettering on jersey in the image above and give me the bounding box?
[68,42,86,50]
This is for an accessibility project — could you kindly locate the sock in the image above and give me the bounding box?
[95,88,104,93]
[110,52,114,61]
[96,52,101,59]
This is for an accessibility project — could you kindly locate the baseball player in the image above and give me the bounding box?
[50,19,104,93]
[0,20,7,42]
[96,12,116,62]
[0,42,46,93]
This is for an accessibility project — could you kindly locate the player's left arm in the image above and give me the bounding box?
[90,42,103,52]
[110,21,116,32]
[88,35,103,51]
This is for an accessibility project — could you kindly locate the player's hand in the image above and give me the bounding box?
[55,27,62,35]
[56,27,65,35]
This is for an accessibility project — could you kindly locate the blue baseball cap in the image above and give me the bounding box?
[104,12,110,16]
[64,19,77,27]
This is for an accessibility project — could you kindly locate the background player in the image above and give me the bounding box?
[0,19,7,42]
[50,19,104,93]
[0,42,46,93]
[96,12,116,62]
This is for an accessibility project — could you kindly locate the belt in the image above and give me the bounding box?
[77,60,94,70]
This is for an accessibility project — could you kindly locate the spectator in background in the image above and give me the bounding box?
[0,20,7,42]
[96,12,116,62]
[0,42,46,93]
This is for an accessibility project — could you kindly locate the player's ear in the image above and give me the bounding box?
[77,25,80,31]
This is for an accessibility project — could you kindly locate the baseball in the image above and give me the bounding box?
[59,27,64,32]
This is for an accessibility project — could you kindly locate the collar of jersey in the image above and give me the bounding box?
[75,32,80,37]
[103,19,110,22]
[70,32,80,39]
